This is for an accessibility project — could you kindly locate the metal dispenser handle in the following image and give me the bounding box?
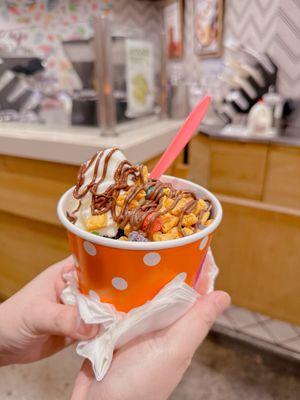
[93,14,117,136]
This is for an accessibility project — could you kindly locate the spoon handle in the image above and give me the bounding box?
[150,96,211,179]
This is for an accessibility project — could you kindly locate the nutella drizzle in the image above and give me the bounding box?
[67,148,212,237]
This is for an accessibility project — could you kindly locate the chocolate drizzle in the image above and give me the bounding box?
[67,148,212,237]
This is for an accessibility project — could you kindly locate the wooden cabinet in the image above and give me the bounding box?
[213,195,300,326]
[190,135,269,200]
[0,155,77,299]
[264,145,300,209]
[209,141,268,200]
[0,211,70,298]
[0,155,77,226]
[190,134,300,325]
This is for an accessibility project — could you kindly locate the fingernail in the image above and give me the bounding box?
[213,291,231,314]
[77,320,99,338]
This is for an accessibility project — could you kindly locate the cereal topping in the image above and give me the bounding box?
[67,148,214,241]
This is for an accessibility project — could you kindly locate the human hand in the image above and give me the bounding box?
[0,256,98,366]
[71,290,230,400]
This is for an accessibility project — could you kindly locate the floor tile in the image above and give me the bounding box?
[0,345,81,400]
[215,313,236,329]
[255,312,271,322]
[282,337,300,353]
[262,319,299,343]
[242,323,276,343]
[225,305,258,329]
[293,325,300,335]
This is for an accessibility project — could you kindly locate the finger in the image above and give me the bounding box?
[55,256,76,297]
[38,336,75,359]
[71,360,94,400]
[167,291,230,357]
[44,256,75,280]
[21,256,76,298]
[30,301,99,340]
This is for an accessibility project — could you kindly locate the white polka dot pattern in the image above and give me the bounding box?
[112,277,128,291]
[143,252,161,267]
[83,241,97,256]
[88,290,100,301]
[199,236,209,251]
[178,272,187,281]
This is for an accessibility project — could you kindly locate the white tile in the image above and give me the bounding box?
[242,324,275,343]
[292,325,300,335]
[282,337,300,353]
[263,319,298,343]
[215,313,235,329]
[225,305,258,329]
[255,312,271,322]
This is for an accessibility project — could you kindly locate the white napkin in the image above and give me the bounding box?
[61,248,218,381]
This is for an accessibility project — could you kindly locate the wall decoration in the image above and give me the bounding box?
[194,0,224,58]
[125,39,155,117]
[163,0,184,59]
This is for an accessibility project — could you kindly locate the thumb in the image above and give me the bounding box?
[30,302,99,340]
[167,290,230,357]
[71,360,94,400]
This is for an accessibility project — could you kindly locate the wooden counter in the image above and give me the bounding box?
[190,134,300,325]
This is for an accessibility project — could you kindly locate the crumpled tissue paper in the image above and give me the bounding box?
[61,247,218,381]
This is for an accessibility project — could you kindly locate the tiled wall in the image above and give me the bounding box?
[224,0,300,98]
[172,0,300,99]
[1,0,299,98]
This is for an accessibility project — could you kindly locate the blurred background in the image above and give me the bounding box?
[0,0,299,399]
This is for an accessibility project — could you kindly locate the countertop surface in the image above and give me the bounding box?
[0,117,182,165]
[2,118,299,167]
[199,123,300,148]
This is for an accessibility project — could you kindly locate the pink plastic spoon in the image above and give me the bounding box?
[150,95,211,179]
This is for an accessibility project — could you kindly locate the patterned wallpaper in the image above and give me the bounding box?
[1,0,299,98]
[0,0,162,90]
[167,0,300,99]
[224,0,300,98]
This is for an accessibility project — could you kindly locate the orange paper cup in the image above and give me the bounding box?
[57,175,222,312]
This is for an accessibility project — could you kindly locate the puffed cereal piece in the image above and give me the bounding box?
[119,236,128,241]
[136,189,146,201]
[182,213,198,227]
[168,227,182,238]
[118,190,145,209]
[128,199,140,210]
[152,232,164,241]
[153,227,182,241]
[171,197,193,216]
[161,196,174,212]
[115,205,122,215]
[116,192,126,206]
[182,227,194,236]
[192,199,207,215]
[163,187,171,196]
[200,211,210,225]
[205,219,214,226]
[85,214,108,231]
[152,232,175,241]
[142,165,148,182]
[124,223,133,236]
[160,213,179,233]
